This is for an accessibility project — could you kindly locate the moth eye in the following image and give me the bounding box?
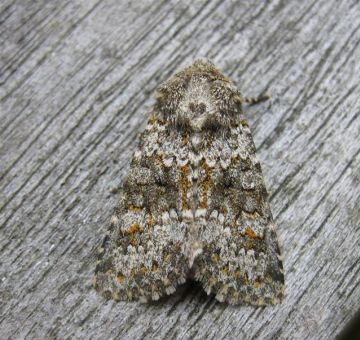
[189,102,196,112]
[189,102,206,114]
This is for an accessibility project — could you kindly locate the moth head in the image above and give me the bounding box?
[154,59,243,133]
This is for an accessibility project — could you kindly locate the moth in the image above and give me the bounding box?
[93,59,285,305]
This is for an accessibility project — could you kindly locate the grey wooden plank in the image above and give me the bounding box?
[0,0,359,339]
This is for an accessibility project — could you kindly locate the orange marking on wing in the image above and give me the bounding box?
[130,238,139,246]
[245,227,258,239]
[219,206,228,214]
[117,273,125,283]
[200,161,212,209]
[126,223,143,235]
[180,164,191,209]
[244,226,263,240]
[128,204,142,212]
[253,281,261,289]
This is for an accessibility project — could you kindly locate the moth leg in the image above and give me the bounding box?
[243,93,270,105]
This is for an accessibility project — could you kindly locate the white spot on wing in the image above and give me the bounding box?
[163,157,173,167]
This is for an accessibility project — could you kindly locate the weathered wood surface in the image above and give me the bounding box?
[1,1,359,339]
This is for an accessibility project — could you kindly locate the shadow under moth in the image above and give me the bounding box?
[93,59,284,305]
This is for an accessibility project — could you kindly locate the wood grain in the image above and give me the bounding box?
[1,1,359,339]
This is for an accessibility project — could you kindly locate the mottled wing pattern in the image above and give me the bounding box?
[94,58,285,305]
[192,122,285,305]
[94,119,189,302]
